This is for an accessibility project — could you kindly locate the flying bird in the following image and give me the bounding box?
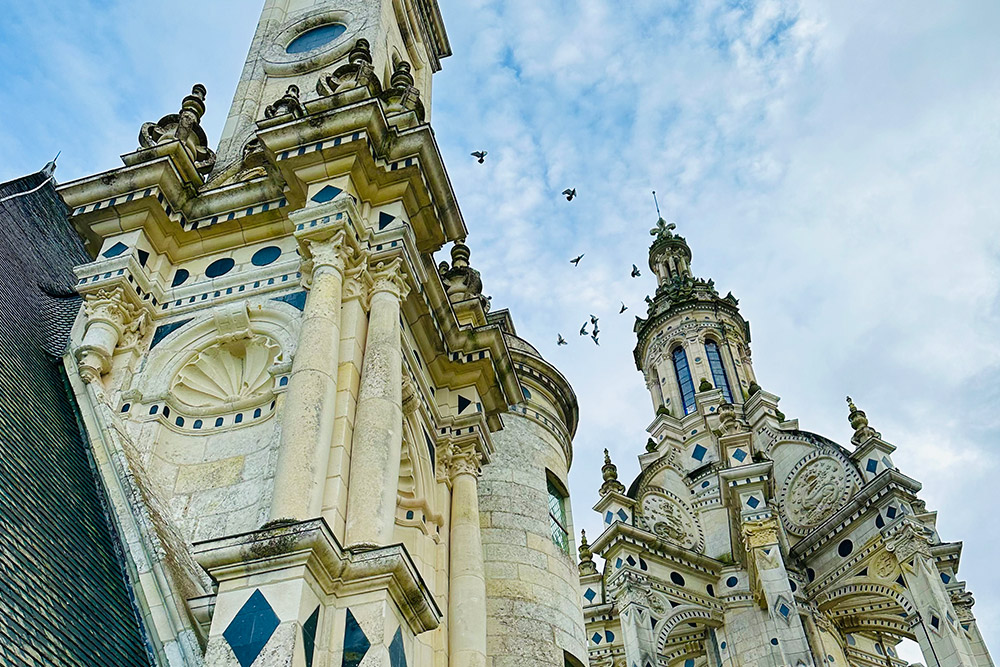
[557,334,568,346]
[590,314,599,326]
[471,150,488,163]
[592,323,600,337]
[619,302,628,314]
[562,188,577,201]
[591,333,600,346]
[570,254,584,266]
[631,264,641,278]
[579,322,589,336]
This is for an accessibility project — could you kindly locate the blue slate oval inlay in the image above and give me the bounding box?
[205,257,235,278]
[251,246,282,267]
[286,24,347,54]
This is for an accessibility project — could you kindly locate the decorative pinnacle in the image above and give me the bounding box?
[450,241,471,269]
[846,395,880,445]
[579,529,597,575]
[600,448,626,496]
[181,84,207,121]
[349,38,372,65]
[390,60,415,89]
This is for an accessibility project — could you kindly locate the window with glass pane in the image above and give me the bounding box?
[704,340,733,403]
[547,479,570,554]
[672,346,697,415]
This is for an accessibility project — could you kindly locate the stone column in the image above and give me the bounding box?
[888,525,978,667]
[344,258,410,547]
[270,234,351,521]
[448,445,487,667]
[76,286,146,383]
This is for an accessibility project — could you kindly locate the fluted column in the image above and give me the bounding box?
[344,258,410,547]
[448,446,487,667]
[270,233,351,521]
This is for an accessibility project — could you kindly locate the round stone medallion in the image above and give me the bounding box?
[638,488,703,552]
[780,453,852,535]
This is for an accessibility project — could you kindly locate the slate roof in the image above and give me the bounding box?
[0,170,150,665]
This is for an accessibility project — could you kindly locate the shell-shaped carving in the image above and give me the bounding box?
[171,338,279,407]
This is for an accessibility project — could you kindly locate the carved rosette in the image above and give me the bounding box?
[779,451,855,536]
[636,488,703,552]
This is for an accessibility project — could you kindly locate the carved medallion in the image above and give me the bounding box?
[780,453,852,535]
[870,551,897,580]
[638,488,703,552]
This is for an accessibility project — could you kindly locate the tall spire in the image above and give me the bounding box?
[578,529,598,575]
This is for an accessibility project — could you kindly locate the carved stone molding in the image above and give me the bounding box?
[884,521,933,564]
[742,517,781,550]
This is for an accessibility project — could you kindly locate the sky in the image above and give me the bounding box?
[1,0,998,661]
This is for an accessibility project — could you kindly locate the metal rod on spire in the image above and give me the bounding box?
[652,190,662,219]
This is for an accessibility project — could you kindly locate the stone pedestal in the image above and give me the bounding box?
[271,231,352,522]
[448,447,487,667]
[344,258,410,548]
[193,519,440,667]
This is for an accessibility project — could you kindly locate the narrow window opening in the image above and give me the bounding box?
[672,346,697,415]
[705,340,733,402]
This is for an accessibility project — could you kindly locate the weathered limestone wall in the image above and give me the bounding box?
[481,412,587,667]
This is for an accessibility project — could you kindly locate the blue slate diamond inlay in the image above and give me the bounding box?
[223,589,280,667]
[584,588,597,602]
[389,627,407,667]
[733,448,748,463]
[692,444,707,461]
[866,458,879,473]
[779,603,791,618]
[303,606,320,667]
[102,241,129,258]
[379,211,396,230]
[343,609,370,667]
[616,508,629,522]
[592,632,603,645]
[747,496,761,509]
[311,185,343,203]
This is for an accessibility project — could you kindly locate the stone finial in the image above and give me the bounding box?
[846,395,881,445]
[649,217,677,241]
[600,449,626,496]
[390,60,415,90]
[264,85,306,120]
[348,38,372,65]
[439,241,484,305]
[138,84,216,175]
[579,529,598,576]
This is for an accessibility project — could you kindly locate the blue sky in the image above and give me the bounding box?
[2,0,998,660]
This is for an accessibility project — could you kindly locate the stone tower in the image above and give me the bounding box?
[579,219,994,666]
[54,1,587,665]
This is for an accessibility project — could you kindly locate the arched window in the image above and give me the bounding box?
[704,340,733,403]
[547,474,570,555]
[672,346,697,415]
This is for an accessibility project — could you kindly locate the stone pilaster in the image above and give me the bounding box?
[742,517,816,666]
[888,524,978,667]
[448,445,487,667]
[344,258,410,548]
[270,231,352,521]
[612,571,658,667]
[950,591,995,667]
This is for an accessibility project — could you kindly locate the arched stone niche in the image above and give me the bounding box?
[129,301,301,542]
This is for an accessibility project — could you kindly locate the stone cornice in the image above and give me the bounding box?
[590,521,723,576]
[193,518,441,634]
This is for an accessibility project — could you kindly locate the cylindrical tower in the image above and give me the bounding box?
[479,325,587,667]
[634,218,756,417]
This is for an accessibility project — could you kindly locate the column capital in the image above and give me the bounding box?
[306,231,354,274]
[369,257,411,300]
[742,516,781,549]
[884,519,934,564]
[82,285,142,330]
[448,444,482,480]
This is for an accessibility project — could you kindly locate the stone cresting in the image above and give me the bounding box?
[47,1,586,666]
[581,217,994,666]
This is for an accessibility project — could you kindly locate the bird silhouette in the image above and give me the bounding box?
[579,322,588,336]
[570,254,584,266]
[562,188,577,201]
[591,333,600,346]
[471,151,488,163]
[619,302,628,314]
[557,334,568,346]
[631,264,641,278]
[593,323,600,336]
[590,314,599,326]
